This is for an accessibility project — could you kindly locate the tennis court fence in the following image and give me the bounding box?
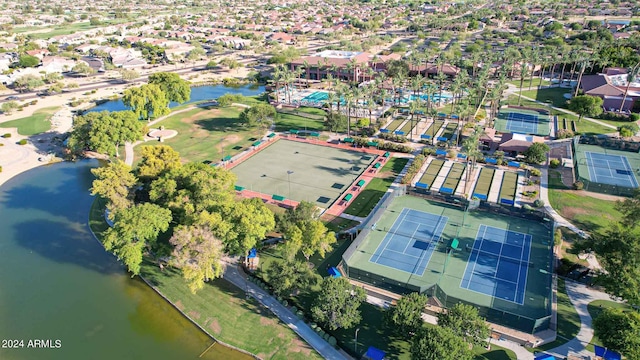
[341,184,407,264]
[429,284,552,334]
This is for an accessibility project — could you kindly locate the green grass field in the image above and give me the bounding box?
[0,106,59,135]
[20,19,131,39]
[344,157,409,217]
[89,198,322,360]
[274,112,325,132]
[508,78,553,89]
[133,105,264,164]
[548,188,622,233]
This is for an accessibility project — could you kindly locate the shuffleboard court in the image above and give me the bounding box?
[369,208,448,276]
[231,140,376,207]
[461,225,532,304]
[585,151,639,188]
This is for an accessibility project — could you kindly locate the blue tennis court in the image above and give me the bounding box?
[369,208,448,276]
[585,151,639,188]
[460,225,532,304]
[505,112,540,134]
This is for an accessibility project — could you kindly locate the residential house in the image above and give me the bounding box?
[290,50,372,82]
[580,69,640,112]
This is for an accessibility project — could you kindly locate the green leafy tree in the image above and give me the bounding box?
[103,203,172,275]
[137,145,182,181]
[149,162,236,225]
[264,259,315,297]
[568,95,604,121]
[311,277,366,331]
[18,54,39,68]
[593,308,640,360]
[13,74,44,92]
[410,326,473,360]
[72,61,95,76]
[523,142,550,164]
[89,17,102,26]
[277,200,319,232]
[239,103,276,128]
[298,220,336,261]
[123,83,170,120]
[119,69,139,82]
[170,224,225,294]
[90,160,137,216]
[385,292,428,335]
[1,101,18,114]
[67,111,144,157]
[217,197,276,255]
[615,189,640,228]
[43,72,62,84]
[148,72,191,104]
[283,224,303,261]
[216,93,243,107]
[575,223,640,304]
[437,303,490,346]
[324,112,347,134]
[386,59,410,78]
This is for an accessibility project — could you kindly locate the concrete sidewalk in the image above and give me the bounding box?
[222,257,349,360]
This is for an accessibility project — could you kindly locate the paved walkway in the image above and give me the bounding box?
[221,257,348,360]
[545,281,615,359]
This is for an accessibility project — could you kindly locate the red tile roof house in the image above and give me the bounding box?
[579,69,640,112]
[290,50,374,83]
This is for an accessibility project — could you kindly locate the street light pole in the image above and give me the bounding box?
[354,327,360,353]
[287,170,294,205]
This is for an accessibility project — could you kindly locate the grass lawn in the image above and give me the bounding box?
[133,105,265,164]
[585,300,633,352]
[547,188,621,233]
[89,198,322,360]
[274,112,325,132]
[520,88,572,108]
[320,214,360,233]
[508,78,553,88]
[344,157,409,217]
[27,19,131,39]
[528,278,581,352]
[0,106,59,135]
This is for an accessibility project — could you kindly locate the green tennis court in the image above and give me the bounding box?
[231,140,377,207]
[342,195,553,333]
[495,108,550,136]
[573,141,640,196]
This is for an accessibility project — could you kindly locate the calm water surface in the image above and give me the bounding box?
[88,84,265,113]
[0,161,251,360]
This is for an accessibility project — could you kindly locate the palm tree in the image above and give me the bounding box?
[272,64,284,103]
[343,88,355,137]
[619,62,640,113]
[409,97,421,140]
[574,59,589,97]
[436,71,447,107]
[462,127,483,195]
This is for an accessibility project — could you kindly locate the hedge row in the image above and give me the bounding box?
[401,154,426,184]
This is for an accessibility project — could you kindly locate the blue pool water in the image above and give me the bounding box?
[88,84,265,113]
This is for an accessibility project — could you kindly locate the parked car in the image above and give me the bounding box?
[6,95,19,100]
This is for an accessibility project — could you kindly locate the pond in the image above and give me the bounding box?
[87,84,265,113]
[0,161,252,360]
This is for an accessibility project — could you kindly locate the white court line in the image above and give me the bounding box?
[586,152,597,183]
[401,221,422,253]
[462,225,487,289]
[519,234,533,304]
[377,248,422,260]
[370,208,410,263]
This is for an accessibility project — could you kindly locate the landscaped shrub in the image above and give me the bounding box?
[533,199,545,208]
[530,168,541,177]
[401,154,426,184]
[0,166,2,173]
[328,336,337,348]
[378,132,407,143]
[573,181,584,190]
[549,159,560,168]
[17,139,27,145]
[422,147,435,156]
[630,113,640,121]
[556,128,574,139]
[2,133,10,138]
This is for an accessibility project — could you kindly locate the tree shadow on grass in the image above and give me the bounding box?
[194,116,247,133]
